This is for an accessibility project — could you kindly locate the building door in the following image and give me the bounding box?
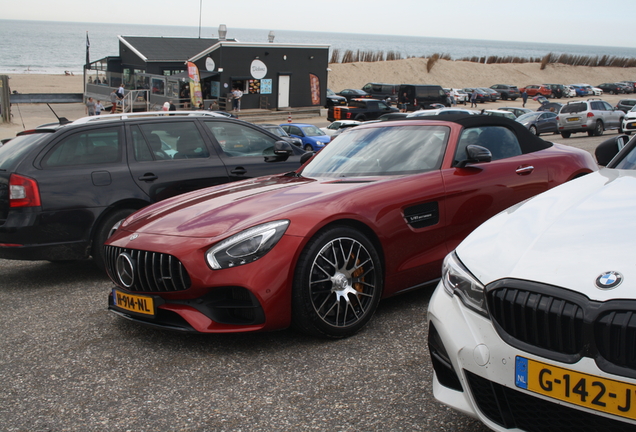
[278,75,290,108]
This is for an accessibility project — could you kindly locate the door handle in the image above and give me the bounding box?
[138,173,158,182]
[516,165,534,175]
[230,167,247,175]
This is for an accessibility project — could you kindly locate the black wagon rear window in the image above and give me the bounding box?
[0,133,49,171]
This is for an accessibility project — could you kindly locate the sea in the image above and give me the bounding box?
[2,19,636,75]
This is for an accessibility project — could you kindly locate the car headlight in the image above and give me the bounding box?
[441,252,488,317]
[205,220,289,270]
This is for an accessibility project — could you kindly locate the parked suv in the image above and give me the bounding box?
[0,112,306,269]
[361,82,400,104]
[543,83,567,98]
[556,99,624,138]
[489,84,520,100]
[398,84,449,110]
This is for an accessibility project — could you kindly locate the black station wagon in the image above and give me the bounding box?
[0,112,306,269]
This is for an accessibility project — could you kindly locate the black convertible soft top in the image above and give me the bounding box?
[380,114,553,155]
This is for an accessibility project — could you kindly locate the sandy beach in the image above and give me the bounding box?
[2,58,636,140]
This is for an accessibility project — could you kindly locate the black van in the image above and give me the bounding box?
[398,84,449,111]
[361,83,400,104]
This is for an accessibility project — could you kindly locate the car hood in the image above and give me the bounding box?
[456,169,636,302]
[119,174,383,240]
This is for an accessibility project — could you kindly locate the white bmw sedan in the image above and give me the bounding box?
[428,136,636,431]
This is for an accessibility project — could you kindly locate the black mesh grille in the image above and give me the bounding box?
[596,311,636,370]
[104,245,191,292]
[486,280,636,378]
[465,371,636,431]
[488,287,584,355]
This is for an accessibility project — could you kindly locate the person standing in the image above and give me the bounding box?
[232,87,243,112]
[95,100,104,115]
[85,97,96,116]
[398,92,409,112]
[522,90,528,107]
[169,100,176,116]
[470,89,477,108]
[109,89,118,113]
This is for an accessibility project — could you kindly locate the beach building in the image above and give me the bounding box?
[85,28,330,113]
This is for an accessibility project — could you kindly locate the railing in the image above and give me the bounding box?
[122,90,149,113]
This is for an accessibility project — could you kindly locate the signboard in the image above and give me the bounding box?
[187,61,203,108]
[250,60,267,79]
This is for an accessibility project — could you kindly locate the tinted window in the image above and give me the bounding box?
[0,133,49,171]
[455,126,521,162]
[205,122,277,157]
[135,122,209,161]
[561,103,587,114]
[42,127,121,167]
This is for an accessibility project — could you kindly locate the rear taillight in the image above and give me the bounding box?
[587,112,595,118]
[9,174,41,208]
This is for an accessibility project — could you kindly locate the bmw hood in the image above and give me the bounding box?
[118,174,380,239]
[455,169,636,302]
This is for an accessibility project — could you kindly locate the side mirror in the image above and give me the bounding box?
[265,140,293,162]
[595,135,629,166]
[300,151,315,165]
[456,145,492,168]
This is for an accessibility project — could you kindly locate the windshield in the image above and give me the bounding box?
[301,125,449,178]
[301,125,326,137]
[264,126,287,137]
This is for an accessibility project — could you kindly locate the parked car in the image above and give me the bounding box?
[463,88,490,103]
[498,106,533,118]
[616,82,633,94]
[519,84,552,98]
[479,87,500,101]
[564,85,577,98]
[427,137,636,431]
[618,81,636,93]
[320,120,361,137]
[361,83,399,104]
[336,89,371,102]
[449,88,469,104]
[481,109,516,120]
[0,112,307,269]
[399,84,450,110]
[327,98,399,122]
[536,102,563,113]
[325,89,347,108]
[280,123,330,151]
[569,85,589,97]
[489,84,520,101]
[104,116,596,337]
[406,108,478,117]
[597,83,624,95]
[543,83,567,98]
[616,98,636,113]
[621,105,636,135]
[516,111,558,135]
[557,99,625,138]
[259,124,303,147]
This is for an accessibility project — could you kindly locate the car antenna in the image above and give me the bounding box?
[46,103,70,125]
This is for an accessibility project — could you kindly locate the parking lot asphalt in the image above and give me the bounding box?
[0,124,619,432]
[0,258,491,432]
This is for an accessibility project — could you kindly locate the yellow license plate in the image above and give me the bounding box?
[516,356,636,421]
[112,289,155,316]
[567,117,580,122]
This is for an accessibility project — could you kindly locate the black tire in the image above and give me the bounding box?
[291,226,383,338]
[529,125,538,136]
[551,93,556,98]
[304,144,313,152]
[593,121,604,136]
[91,208,136,271]
[561,132,571,138]
[511,97,517,101]
[355,115,367,122]
[501,94,508,101]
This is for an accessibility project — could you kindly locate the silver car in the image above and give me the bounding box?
[557,99,624,138]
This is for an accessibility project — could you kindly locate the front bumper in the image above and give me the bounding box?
[623,118,636,132]
[427,283,636,431]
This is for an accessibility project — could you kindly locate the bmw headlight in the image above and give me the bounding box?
[206,220,289,270]
[441,252,488,317]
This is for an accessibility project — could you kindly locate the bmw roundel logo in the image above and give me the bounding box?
[595,271,623,290]
[116,252,135,288]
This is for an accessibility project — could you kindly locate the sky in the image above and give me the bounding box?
[3,0,636,48]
